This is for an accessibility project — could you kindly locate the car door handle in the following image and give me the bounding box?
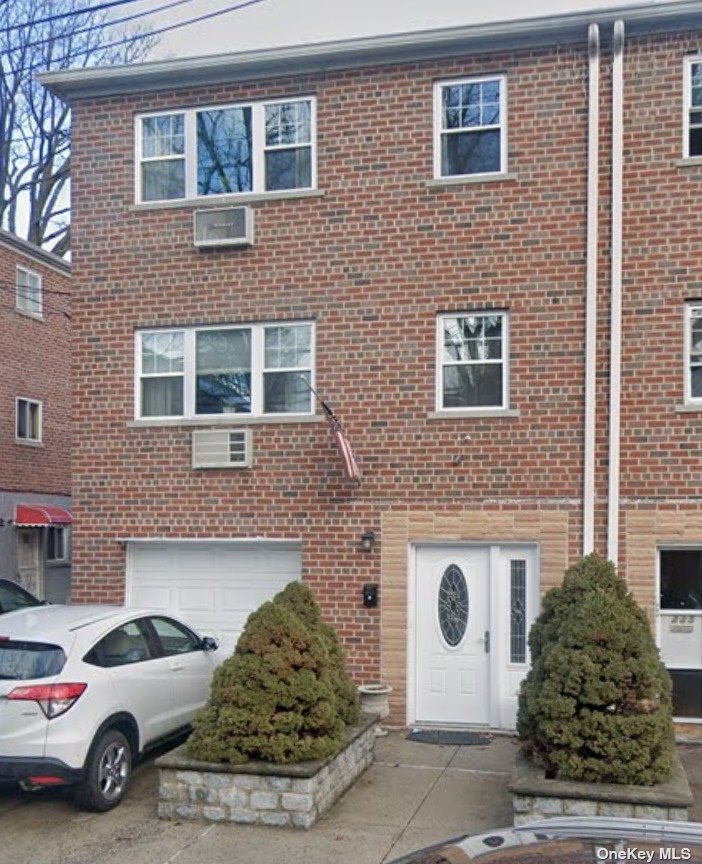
[170,662,185,672]
[483,630,490,654]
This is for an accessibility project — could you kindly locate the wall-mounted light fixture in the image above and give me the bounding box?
[361,530,376,553]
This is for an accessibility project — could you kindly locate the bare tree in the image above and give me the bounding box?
[0,1,156,256]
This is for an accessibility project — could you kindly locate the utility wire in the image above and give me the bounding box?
[0,280,71,297]
[5,0,198,53]
[1,0,158,35]
[18,0,271,74]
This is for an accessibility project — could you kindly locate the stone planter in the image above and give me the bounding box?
[155,716,375,829]
[509,751,693,826]
[358,683,392,719]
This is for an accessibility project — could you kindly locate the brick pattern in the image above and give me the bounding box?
[66,30,702,695]
[0,238,71,497]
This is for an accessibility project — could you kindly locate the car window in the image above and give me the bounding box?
[85,621,152,668]
[148,616,201,656]
[0,581,40,613]
[0,640,65,679]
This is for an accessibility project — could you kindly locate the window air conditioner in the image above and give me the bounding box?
[192,429,252,469]
[193,206,254,248]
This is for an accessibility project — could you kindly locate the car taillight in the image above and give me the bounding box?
[7,683,87,718]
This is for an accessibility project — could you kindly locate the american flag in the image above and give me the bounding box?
[321,400,362,484]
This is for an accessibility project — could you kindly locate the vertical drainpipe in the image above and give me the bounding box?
[607,20,625,566]
[583,23,600,556]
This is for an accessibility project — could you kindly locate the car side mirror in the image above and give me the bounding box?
[200,636,218,652]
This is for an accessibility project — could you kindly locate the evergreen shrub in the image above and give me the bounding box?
[185,583,357,764]
[517,554,675,786]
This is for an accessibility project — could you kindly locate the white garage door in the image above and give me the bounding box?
[126,541,301,656]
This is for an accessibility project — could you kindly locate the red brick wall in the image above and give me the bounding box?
[0,239,71,496]
[67,30,702,680]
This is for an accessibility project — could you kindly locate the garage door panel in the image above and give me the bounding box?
[127,542,300,656]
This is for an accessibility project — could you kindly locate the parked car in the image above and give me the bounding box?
[0,605,219,811]
[0,578,42,614]
[388,817,702,863]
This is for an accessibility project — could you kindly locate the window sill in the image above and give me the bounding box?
[674,157,702,169]
[675,403,702,413]
[425,172,517,189]
[131,189,325,212]
[427,408,521,420]
[127,414,324,428]
[15,309,44,322]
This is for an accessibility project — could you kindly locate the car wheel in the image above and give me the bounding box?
[75,729,131,812]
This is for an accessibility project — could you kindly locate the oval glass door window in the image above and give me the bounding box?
[438,564,469,647]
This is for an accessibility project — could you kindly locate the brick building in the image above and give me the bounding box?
[0,230,72,602]
[42,1,702,727]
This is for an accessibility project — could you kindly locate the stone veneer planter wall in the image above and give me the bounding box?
[156,716,376,829]
[509,752,693,826]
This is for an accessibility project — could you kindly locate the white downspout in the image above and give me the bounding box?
[607,20,625,565]
[583,23,600,556]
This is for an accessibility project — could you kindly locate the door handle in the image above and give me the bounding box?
[170,662,185,672]
[484,630,490,654]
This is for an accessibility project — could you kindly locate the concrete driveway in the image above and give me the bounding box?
[1,736,701,864]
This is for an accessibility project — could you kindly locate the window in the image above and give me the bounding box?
[136,322,314,420]
[86,621,152,668]
[658,549,702,719]
[47,527,69,562]
[686,304,702,403]
[510,559,527,664]
[16,398,41,443]
[685,58,702,158]
[435,76,506,178]
[137,96,315,202]
[437,312,508,410]
[148,616,201,656]
[16,267,42,317]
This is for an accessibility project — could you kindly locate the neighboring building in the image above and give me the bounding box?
[0,230,72,603]
[41,1,702,728]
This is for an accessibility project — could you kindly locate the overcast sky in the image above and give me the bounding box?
[121,0,683,60]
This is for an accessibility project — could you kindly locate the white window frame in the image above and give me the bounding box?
[683,56,702,159]
[436,311,510,412]
[134,321,316,420]
[656,546,702,723]
[433,75,508,180]
[15,266,43,318]
[684,303,702,405]
[47,526,70,562]
[135,95,317,203]
[15,397,42,443]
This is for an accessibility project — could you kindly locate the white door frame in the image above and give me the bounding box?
[407,541,540,729]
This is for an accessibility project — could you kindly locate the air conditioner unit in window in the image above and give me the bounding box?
[193,206,254,249]
[192,429,252,469]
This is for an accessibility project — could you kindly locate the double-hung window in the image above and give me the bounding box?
[685,304,702,404]
[136,322,314,419]
[47,527,69,562]
[437,312,508,410]
[137,97,315,203]
[16,267,42,317]
[685,58,702,159]
[16,398,42,443]
[435,76,506,179]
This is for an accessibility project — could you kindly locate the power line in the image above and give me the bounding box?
[19,0,271,74]
[1,0,155,35]
[5,0,198,54]
[0,279,71,298]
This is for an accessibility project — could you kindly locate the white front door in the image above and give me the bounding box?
[415,546,491,725]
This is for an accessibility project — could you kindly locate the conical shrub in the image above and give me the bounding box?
[186,600,344,764]
[517,554,675,785]
[274,581,360,725]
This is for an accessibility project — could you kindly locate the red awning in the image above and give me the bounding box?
[14,504,73,527]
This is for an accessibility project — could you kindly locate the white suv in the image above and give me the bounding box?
[0,605,219,811]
